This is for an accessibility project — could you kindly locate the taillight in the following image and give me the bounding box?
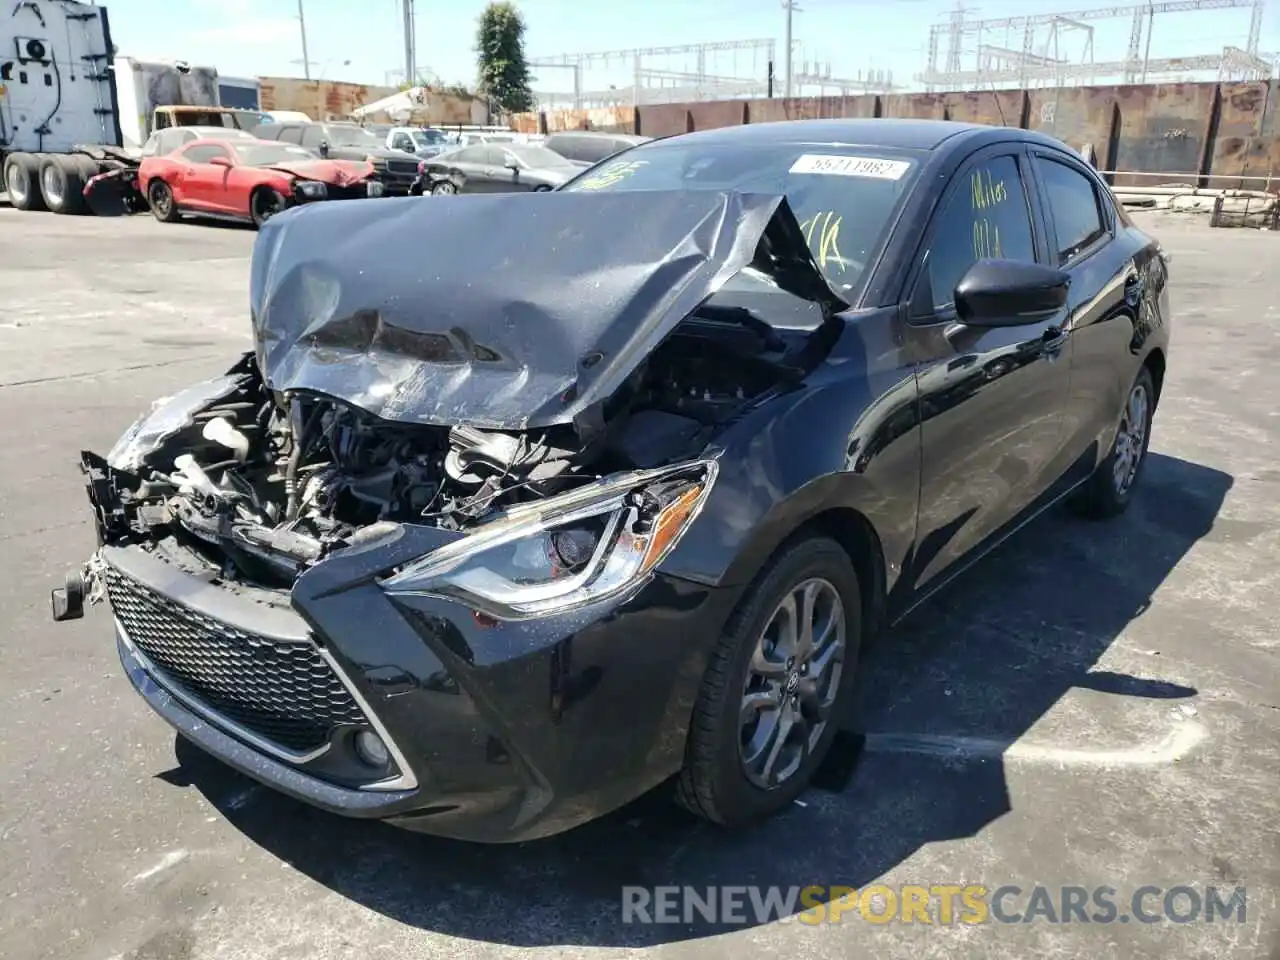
[417,160,426,174]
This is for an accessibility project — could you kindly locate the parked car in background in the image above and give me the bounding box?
[544,131,651,167]
[413,143,580,195]
[139,126,258,158]
[452,131,517,148]
[251,121,420,195]
[386,126,451,159]
[139,138,382,228]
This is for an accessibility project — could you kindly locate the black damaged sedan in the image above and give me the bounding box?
[53,119,1170,842]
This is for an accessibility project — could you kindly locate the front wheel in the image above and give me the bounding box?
[1069,365,1156,519]
[250,187,287,228]
[147,179,180,223]
[676,536,862,827]
[431,180,456,196]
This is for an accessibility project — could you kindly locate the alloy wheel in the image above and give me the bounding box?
[253,191,286,224]
[1112,382,1149,495]
[739,577,846,789]
[149,182,172,218]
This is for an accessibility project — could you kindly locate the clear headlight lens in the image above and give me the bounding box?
[381,459,717,620]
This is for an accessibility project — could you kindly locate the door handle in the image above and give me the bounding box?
[1042,325,1068,355]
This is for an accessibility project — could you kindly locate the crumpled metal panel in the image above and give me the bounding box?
[249,191,794,431]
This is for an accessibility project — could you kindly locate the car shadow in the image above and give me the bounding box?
[167,450,1231,947]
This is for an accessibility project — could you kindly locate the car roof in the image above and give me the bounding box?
[660,118,1059,154]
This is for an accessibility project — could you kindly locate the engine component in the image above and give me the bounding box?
[201,417,250,461]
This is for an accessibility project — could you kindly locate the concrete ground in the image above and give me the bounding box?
[0,205,1276,960]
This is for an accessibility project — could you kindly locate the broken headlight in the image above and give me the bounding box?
[294,180,328,200]
[381,459,718,620]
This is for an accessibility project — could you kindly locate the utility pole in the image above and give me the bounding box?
[297,0,310,80]
[402,0,417,87]
[782,0,799,98]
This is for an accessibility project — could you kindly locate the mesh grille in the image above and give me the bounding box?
[105,565,367,755]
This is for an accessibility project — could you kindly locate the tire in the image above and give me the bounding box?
[250,187,287,228]
[147,178,180,223]
[1069,365,1156,520]
[676,536,862,827]
[431,180,456,196]
[4,152,47,211]
[39,155,89,214]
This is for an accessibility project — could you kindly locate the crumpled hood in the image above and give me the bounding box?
[249,189,843,432]
[262,159,373,184]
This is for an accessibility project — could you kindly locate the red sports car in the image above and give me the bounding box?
[138,138,385,228]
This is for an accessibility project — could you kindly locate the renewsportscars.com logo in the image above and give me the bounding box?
[621,884,1250,926]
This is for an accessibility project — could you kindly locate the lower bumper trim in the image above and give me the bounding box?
[117,627,418,818]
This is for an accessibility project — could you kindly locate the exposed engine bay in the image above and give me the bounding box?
[90,319,818,590]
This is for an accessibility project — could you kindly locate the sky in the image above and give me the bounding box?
[100,0,1280,96]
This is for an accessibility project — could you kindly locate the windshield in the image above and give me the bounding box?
[560,142,920,294]
[328,126,384,148]
[509,145,576,169]
[415,129,447,145]
[234,143,317,166]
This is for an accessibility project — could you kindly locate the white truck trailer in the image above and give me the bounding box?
[1,0,253,214]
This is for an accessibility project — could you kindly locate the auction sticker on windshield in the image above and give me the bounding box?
[790,154,910,179]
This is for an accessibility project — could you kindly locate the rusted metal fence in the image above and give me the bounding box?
[512,80,1280,188]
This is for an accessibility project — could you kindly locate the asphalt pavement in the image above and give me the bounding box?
[0,205,1276,960]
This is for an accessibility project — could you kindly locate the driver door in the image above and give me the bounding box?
[903,145,1073,593]
[473,146,509,192]
[174,143,229,211]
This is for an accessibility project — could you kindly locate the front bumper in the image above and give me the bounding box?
[96,532,738,842]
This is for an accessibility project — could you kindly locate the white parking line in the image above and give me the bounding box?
[863,720,1207,767]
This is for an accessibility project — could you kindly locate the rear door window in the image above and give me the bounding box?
[1035,156,1109,263]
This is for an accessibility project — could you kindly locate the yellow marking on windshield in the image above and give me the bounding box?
[801,210,846,272]
[577,159,649,190]
[969,167,1009,259]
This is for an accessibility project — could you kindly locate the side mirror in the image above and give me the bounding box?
[954,259,1069,326]
[209,156,231,168]
[318,140,329,158]
[505,161,519,173]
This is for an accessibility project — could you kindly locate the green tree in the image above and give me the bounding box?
[475,2,535,114]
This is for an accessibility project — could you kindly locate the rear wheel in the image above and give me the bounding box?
[1069,366,1156,519]
[39,155,89,214]
[4,153,46,211]
[250,187,288,228]
[147,178,180,223]
[676,536,862,826]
